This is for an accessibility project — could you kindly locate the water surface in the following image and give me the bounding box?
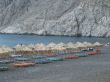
[0,34,109,46]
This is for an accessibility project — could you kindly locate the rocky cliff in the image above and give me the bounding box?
[0,0,110,37]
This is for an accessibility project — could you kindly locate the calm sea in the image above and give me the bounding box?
[0,34,110,46]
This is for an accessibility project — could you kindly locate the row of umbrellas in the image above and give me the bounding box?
[0,45,100,71]
[0,42,103,54]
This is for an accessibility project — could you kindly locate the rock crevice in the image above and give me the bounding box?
[0,0,110,37]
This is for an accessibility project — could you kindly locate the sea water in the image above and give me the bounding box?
[0,34,110,46]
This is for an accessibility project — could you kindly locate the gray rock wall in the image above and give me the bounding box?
[0,0,110,37]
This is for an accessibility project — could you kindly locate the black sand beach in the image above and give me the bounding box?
[0,46,110,82]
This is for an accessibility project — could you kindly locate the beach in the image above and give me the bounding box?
[0,46,110,82]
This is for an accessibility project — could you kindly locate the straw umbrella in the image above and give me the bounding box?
[15,44,27,54]
[34,43,48,54]
[93,42,103,47]
[55,46,66,51]
[34,43,47,51]
[83,42,103,52]
[2,46,13,53]
[15,44,34,54]
[21,46,33,52]
[75,42,87,49]
[0,48,5,54]
[47,42,56,49]
[15,44,24,51]
[27,44,35,54]
[83,42,93,48]
[57,42,66,49]
[52,42,67,54]
[57,42,67,48]
[66,42,74,48]
[46,42,57,54]
[0,48,6,58]
[0,46,13,57]
[93,42,103,53]
[53,45,66,54]
[47,42,66,52]
[67,42,78,52]
[27,44,35,49]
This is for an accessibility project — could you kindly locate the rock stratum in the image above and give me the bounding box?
[0,0,110,37]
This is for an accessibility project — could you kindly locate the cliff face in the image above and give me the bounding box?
[0,0,110,37]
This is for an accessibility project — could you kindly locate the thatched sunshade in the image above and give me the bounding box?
[22,46,33,52]
[1,46,13,53]
[34,43,49,51]
[27,44,35,49]
[66,42,79,50]
[0,46,13,57]
[92,42,103,53]
[75,42,87,49]
[0,48,5,54]
[53,42,67,51]
[46,42,56,50]
[15,44,33,53]
[93,42,103,47]
[65,43,80,53]
[83,42,94,48]
[57,42,66,47]
[57,42,66,49]
[66,42,74,48]
[15,44,24,51]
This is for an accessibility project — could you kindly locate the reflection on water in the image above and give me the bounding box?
[0,34,110,46]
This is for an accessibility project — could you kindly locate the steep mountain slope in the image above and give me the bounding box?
[0,0,110,37]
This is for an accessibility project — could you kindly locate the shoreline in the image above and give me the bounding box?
[0,33,110,38]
